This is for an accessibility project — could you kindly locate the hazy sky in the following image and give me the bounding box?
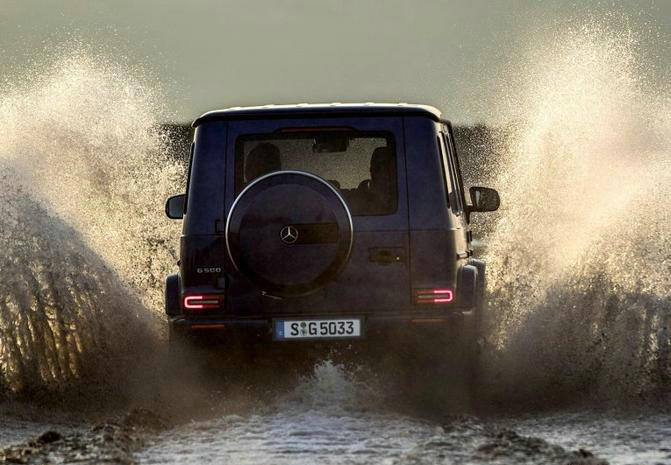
[2,0,669,123]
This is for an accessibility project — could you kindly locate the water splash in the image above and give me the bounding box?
[281,360,377,412]
[1,21,669,409]
[0,47,184,397]
[0,47,185,312]
[482,19,671,404]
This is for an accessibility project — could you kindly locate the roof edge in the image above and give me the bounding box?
[192,103,442,127]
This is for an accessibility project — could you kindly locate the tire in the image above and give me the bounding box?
[167,321,193,356]
[225,170,353,297]
[165,274,180,316]
[380,321,475,413]
[473,260,487,343]
[409,262,486,413]
[167,322,249,381]
[167,323,225,384]
[469,259,487,407]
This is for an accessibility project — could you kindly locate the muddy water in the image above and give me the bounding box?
[0,15,670,465]
[133,362,669,464]
[137,362,467,465]
[131,362,591,465]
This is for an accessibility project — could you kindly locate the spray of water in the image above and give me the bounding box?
[0,47,185,311]
[1,19,669,410]
[0,47,184,398]
[482,19,671,405]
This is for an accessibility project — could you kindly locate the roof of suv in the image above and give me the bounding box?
[192,103,443,127]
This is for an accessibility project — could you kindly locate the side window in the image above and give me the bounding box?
[438,134,462,213]
[444,128,467,211]
[184,142,195,214]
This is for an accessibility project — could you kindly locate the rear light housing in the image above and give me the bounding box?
[182,294,224,313]
[414,288,454,304]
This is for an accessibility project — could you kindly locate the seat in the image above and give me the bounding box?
[367,147,395,212]
[352,147,395,214]
[245,143,282,182]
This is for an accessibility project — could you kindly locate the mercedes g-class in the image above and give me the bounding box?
[164,103,499,388]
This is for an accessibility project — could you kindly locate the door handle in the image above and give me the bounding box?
[369,248,405,265]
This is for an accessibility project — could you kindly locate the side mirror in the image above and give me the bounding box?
[468,186,500,213]
[165,194,186,219]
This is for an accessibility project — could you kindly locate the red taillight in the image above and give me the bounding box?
[414,288,454,304]
[183,294,224,312]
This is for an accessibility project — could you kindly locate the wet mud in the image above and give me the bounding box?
[0,409,165,465]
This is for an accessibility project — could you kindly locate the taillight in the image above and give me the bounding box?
[414,288,454,304]
[183,294,224,312]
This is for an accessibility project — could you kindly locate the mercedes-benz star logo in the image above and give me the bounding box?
[279,225,299,244]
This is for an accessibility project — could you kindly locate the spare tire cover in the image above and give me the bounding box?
[226,170,353,297]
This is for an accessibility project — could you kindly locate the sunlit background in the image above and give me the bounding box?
[2,0,669,123]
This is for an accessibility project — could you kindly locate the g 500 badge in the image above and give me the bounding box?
[196,267,222,274]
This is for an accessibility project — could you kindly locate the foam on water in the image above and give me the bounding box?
[481,19,671,404]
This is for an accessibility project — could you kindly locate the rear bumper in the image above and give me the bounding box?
[170,309,473,341]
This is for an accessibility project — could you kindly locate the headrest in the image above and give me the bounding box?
[370,147,393,174]
[246,143,281,181]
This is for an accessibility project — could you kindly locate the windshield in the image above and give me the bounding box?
[235,130,397,216]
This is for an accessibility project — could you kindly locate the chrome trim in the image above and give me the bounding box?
[279,225,299,244]
[224,170,354,275]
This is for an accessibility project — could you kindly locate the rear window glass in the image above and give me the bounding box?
[235,130,397,216]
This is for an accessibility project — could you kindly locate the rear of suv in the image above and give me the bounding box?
[164,104,499,388]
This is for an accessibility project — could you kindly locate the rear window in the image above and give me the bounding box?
[235,130,397,216]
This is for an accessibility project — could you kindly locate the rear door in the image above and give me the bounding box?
[329,118,410,314]
[224,116,410,316]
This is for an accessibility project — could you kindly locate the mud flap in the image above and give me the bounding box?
[458,265,479,309]
[165,274,180,316]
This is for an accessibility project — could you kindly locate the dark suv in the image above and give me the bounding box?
[165,103,499,374]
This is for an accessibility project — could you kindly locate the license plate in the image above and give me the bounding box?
[274,318,362,340]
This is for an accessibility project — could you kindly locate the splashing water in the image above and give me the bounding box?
[0,48,184,397]
[0,48,185,312]
[483,20,671,404]
[1,20,669,409]
[136,361,454,465]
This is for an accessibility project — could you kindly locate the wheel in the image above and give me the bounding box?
[165,274,180,316]
[168,321,189,353]
[226,170,353,297]
[167,322,206,366]
[371,322,475,414]
[469,259,488,407]
[167,322,254,382]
